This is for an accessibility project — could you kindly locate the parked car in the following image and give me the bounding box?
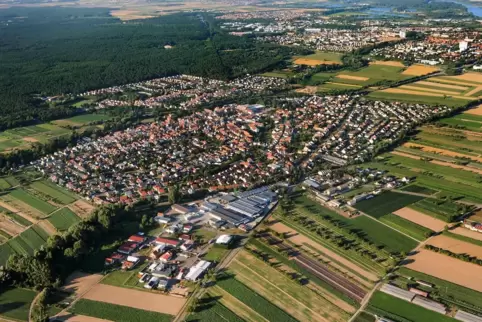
[139,273,151,283]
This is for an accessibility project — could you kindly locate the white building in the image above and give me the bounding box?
[185,260,211,281]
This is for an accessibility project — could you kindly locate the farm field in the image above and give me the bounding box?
[8,188,58,215]
[367,291,455,322]
[353,191,424,218]
[69,299,173,322]
[404,248,482,293]
[52,113,112,127]
[227,250,351,321]
[293,51,342,66]
[0,288,37,321]
[82,284,185,316]
[393,207,447,231]
[410,198,466,223]
[451,227,482,242]
[187,295,244,322]
[0,123,71,153]
[216,273,298,322]
[367,90,469,107]
[48,208,81,232]
[396,267,482,315]
[280,194,391,277]
[379,213,433,241]
[402,64,439,76]
[426,234,482,258]
[29,180,77,205]
[439,113,482,133]
[0,224,50,265]
[399,184,436,195]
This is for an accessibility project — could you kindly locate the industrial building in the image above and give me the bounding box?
[455,310,482,322]
[208,207,250,226]
[380,284,415,302]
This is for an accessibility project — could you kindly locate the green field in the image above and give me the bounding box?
[60,114,111,124]
[0,206,33,227]
[353,191,424,218]
[410,199,463,222]
[30,181,76,205]
[379,213,433,241]
[397,267,482,314]
[367,91,469,107]
[202,244,228,262]
[368,291,455,322]
[0,178,11,190]
[354,311,376,322]
[9,188,58,215]
[261,70,293,78]
[47,208,81,231]
[0,225,49,264]
[351,215,419,254]
[217,275,297,322]
[439,114,482,132]
[296,51,342,63]
[341,64,407,81]
[69,299,173,322]
[0,288,37,321]
[187,296,244,322]
[400,184,437,195]
[0,123,71,153]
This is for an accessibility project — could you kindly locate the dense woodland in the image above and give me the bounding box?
[0,7,307,130]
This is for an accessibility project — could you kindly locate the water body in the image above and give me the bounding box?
[364,7,410,18]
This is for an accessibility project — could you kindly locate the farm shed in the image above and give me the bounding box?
[380,283,415,302]
[409,287,428,297]
[185,260,211,281]
[455,310,482,322]
[412,296,447,314]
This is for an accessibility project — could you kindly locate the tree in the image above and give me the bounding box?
[168,185,181,204]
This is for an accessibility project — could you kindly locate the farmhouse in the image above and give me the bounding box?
[117,241,139,255]
[122,256,140,270]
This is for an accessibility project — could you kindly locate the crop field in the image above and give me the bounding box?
[341,64,407,82]
[217,274,298,322]
[350,215,419,254]
[9,188,58,215]
[426,234,482,258]
[1,206,32,227]
[354,311,376,322]
[29,180,77,205]
[410,198,463,222]
[397,267,482,314]
[48,208,81,232]
[367,291,455,322]
[379,213,433,241]
[393,207,447,231]
[353,191,424,218]
[405,248,482,293]
[0,178,11,190]
[277,195,392,276]
[400,184,437,195]
[227,250,351,321]
[367,90,469,107]
[439,113,482,133]
[0,288,37,321]
[262,71,293,78]
[70,299,173,322]
[0,224,50,264]
[294,51,342,65]
[53,113,112,126]
[402,64,439,76]
[0,123,71,153]
[187,294,244,322]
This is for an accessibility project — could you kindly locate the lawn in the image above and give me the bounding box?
[69,299,173,322]
[367,291,455,322]
[0,288,37,321]
[379,213,433,241]
[397,268,482,314]
[353,191,424,218]
[47,208,81,231]
[217,275,297,322]
[187,296,244,322]
[202,245,228,262]
[9,188,58,215]
[30,181,76,204]
[400,184,437,195]
[351,215,419,254]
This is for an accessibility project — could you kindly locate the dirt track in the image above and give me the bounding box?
[426,234,482,258]
[406,249,482,292]
[82,284,186,316]
[393,207,446,231]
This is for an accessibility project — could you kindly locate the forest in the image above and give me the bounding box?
[0,7,306,130]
